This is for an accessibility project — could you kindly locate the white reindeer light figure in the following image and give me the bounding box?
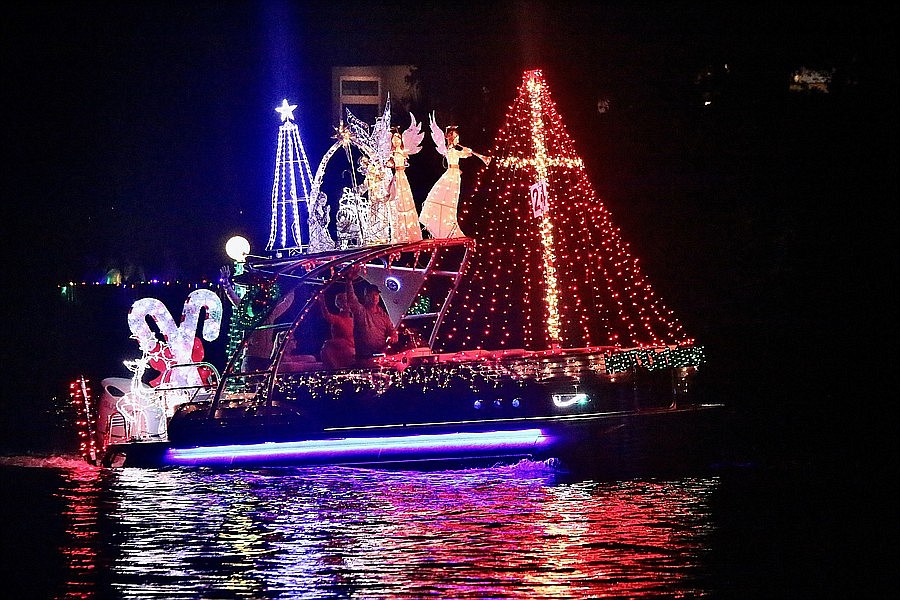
[116,349,166,439]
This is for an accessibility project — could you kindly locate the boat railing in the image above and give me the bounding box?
[104,411,129,446]
[142,362,225,427]
[156,362,221,398]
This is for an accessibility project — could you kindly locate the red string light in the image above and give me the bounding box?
[442,69,693,352]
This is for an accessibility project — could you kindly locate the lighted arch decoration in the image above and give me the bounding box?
[307,125,378,253]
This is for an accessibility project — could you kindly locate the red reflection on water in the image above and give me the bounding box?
[56,460,105,600]
[0,455,109,599]
[349,473,714,598]
[34,457,716,599]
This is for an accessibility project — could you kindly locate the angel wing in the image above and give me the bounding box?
[344,109,371,143]
[345,95,392,163]
[402,112,424,156]
[428,111,447,157]
[374,130,391,163]
[372,95,392,163]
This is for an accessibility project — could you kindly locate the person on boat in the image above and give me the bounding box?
[220,266,297,372]
[240,287,296,372]
[344,269,398,359]
[387,126,423,243]
[419,116,490,238]
[318,292,356,370]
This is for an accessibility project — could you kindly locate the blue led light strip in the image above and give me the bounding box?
[165,428,551,466]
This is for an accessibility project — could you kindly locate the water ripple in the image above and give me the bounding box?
[4,456,720,598]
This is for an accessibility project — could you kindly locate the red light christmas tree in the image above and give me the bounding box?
[439,69,694,352]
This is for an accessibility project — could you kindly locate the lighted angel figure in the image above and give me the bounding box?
[386,113,425,242]
[359,155,392,243]
[419,112,490,238]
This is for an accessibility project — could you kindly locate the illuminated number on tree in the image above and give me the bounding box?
[529,179,548,218]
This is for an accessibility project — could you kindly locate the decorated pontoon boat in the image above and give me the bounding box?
[72,70,723,472]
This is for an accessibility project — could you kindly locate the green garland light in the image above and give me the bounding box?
[235,281,282,329]
[276,362,522,402]
[604,346,706,374]
[267,347,704,402]
[406,295,432,316]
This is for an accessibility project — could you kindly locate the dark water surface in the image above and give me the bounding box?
[1,455,881,599]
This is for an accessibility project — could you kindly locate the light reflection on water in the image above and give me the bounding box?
[8,457,720,598]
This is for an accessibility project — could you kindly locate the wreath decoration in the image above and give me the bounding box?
[234,280,282,329]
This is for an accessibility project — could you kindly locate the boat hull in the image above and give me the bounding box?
[107,402,724,476]
[92,241,721,475]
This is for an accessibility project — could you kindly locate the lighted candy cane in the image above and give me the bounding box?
[128,289,223,387]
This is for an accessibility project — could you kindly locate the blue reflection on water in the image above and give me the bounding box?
[3,456,719,598]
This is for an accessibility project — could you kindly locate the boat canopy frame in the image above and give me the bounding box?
[212,237,475,415]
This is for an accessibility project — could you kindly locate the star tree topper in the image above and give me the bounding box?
[276,99,297,122]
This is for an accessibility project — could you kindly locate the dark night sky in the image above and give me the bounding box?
[2,2,896,458]
[3,2,890,280]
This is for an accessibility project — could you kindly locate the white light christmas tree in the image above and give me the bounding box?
[267,99,315,253]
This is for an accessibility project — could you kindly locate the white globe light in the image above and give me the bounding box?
[225,236,251,262]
